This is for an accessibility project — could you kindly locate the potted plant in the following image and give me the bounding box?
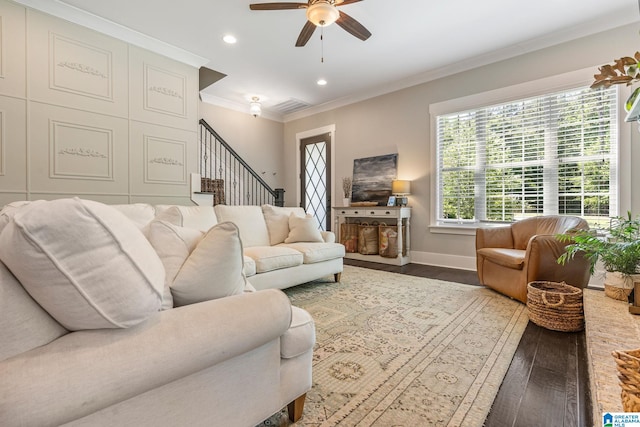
[558,212,640,301]
[342,177,352,207]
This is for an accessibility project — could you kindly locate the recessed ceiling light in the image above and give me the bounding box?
[223,35,237,44]
[317,79,327,86]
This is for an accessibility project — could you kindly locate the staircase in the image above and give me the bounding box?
[195,119,284,207]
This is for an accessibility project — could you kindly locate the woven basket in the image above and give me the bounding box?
[612,348,640,412]
[526,281,584,332]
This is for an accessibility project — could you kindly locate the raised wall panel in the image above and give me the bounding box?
[129,121,196,196]
[27,9,128,117]
[29,102,129,194]
[0,96,27,192]
[0,1,26,98]
[129,46,197,131]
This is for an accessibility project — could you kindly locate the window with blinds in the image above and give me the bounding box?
[436,85,618,226]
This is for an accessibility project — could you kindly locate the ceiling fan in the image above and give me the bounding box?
[249,0,371,47]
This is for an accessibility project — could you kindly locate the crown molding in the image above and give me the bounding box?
[12,0,209,68]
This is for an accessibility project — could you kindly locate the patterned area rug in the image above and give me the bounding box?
[259,266,528,427]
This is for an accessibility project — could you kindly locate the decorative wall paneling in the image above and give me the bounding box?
[0,96,27,193]
[0,1,199,205]
[0,1,26,98]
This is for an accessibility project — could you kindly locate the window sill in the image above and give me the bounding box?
[429,222,508,236]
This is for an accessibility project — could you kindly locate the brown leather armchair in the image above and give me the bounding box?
[476,216,591,303]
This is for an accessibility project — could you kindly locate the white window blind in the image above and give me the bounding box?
[436,85,618,226]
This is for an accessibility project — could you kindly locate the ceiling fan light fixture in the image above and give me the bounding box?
[249,96,262,117]
[306,1,339,27]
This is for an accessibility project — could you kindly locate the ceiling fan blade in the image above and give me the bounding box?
[336,10,371,41]
[249,2,308,10]
[296,20,316,47]
[336,0,363,6]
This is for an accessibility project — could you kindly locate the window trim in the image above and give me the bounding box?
[429,67,632,233]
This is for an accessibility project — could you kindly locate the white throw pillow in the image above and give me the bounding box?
[170,222,247,307]
[284,213,324,243]
[147,220,204,309]
[262,204,306,245]
[0,198,165,330]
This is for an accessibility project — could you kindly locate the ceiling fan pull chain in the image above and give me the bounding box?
[321,26,324,63]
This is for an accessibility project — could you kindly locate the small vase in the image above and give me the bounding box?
[343,198,350,207]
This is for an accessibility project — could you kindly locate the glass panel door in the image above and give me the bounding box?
[300,133,331,231]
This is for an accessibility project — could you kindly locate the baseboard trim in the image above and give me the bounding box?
[410,251,477,271]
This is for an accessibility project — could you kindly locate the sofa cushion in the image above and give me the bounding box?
[110,203,156,235]
[148,220,205,309]
[285,213,324,243]
[155,205,218,232]
[0,261,68,362]
[171,222,247,307]
[279,242,346,264]
[281,306,316,359]
[0,198,164,330]
[243,256,257,277]
[244,246,304,273]
[262,204,306,245]
[214,205,270,247]
[0,201,36,234]
[477,247,526,270]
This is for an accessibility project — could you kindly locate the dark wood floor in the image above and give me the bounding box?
[344,259,592,427]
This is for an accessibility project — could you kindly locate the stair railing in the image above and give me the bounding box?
[199,119,285,206]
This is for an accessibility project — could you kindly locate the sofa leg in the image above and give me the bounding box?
[335,273,342,282]
[287,393,306,422]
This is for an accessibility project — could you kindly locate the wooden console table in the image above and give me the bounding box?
[333,206,411,266]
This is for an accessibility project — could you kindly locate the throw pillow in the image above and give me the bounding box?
[0,198,165,330]
[147,220,205,309]
[262,204,306,245]
[284,213,324,243]
[170,221,247,307]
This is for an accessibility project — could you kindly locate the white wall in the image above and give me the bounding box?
[283,22,640,269]
[0,0,199,206]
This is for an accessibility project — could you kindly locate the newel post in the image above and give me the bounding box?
[274,188,285,207]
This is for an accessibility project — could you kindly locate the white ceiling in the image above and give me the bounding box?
[15,0,640,121]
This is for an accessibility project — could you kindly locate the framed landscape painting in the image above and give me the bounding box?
[351,154,398,206]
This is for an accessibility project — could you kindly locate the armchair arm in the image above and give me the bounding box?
[476,226,514,250]
[0,289,292,427]
[525,234,591,288]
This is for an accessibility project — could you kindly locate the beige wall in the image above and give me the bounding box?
[199,102,285,191]
[283,23,640,268]
[0,1,199,207]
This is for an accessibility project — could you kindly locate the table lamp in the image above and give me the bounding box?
[392,180,411,206]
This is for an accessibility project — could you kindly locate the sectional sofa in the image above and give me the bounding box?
[0,199,343,426]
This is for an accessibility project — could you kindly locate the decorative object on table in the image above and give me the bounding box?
[590,52,640,123]
[358,222,379,255]
[557,212,640,301]
[378,223,398,258]
[351,154,398,206]
[342,176,352,207]
[612,348,640,412]
[340,222,359,253]
[526,281,584,332]
[349,201,378,207]
[391,179,411,206]
[386,196,396,207]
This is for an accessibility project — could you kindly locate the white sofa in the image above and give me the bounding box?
[150,203,345,290]
[0,199,318,426]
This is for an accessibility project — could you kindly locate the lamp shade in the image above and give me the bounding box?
[392,180,411,195]
[306,1,340,26]
[249,97,261,117]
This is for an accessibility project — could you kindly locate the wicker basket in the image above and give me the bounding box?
[526,281,584,332]
[612,348,640,412]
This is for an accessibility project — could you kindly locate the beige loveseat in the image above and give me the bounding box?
[0,199,317,426]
